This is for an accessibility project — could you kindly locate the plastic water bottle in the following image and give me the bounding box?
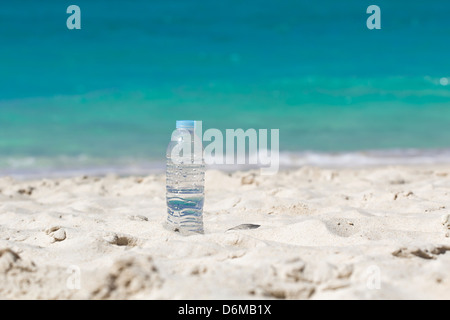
[165,120,205,234]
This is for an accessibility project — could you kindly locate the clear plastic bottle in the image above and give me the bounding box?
[165,120,204,234]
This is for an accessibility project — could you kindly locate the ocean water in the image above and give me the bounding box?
[1,0,450,176]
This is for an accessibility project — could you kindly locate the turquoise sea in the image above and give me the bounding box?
[1,0,450,176]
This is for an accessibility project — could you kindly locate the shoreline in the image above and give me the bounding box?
[3,148,450,179]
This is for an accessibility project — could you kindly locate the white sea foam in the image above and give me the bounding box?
[2,148,450,179]
[278,149,450,167]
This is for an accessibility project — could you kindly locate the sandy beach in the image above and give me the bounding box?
[1,165,449,299]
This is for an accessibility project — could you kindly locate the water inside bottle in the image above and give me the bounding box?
[166,160,205,234]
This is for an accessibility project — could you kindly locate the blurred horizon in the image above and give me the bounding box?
[1,0,450,175]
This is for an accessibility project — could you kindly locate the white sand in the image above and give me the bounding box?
[0,165,449,299]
